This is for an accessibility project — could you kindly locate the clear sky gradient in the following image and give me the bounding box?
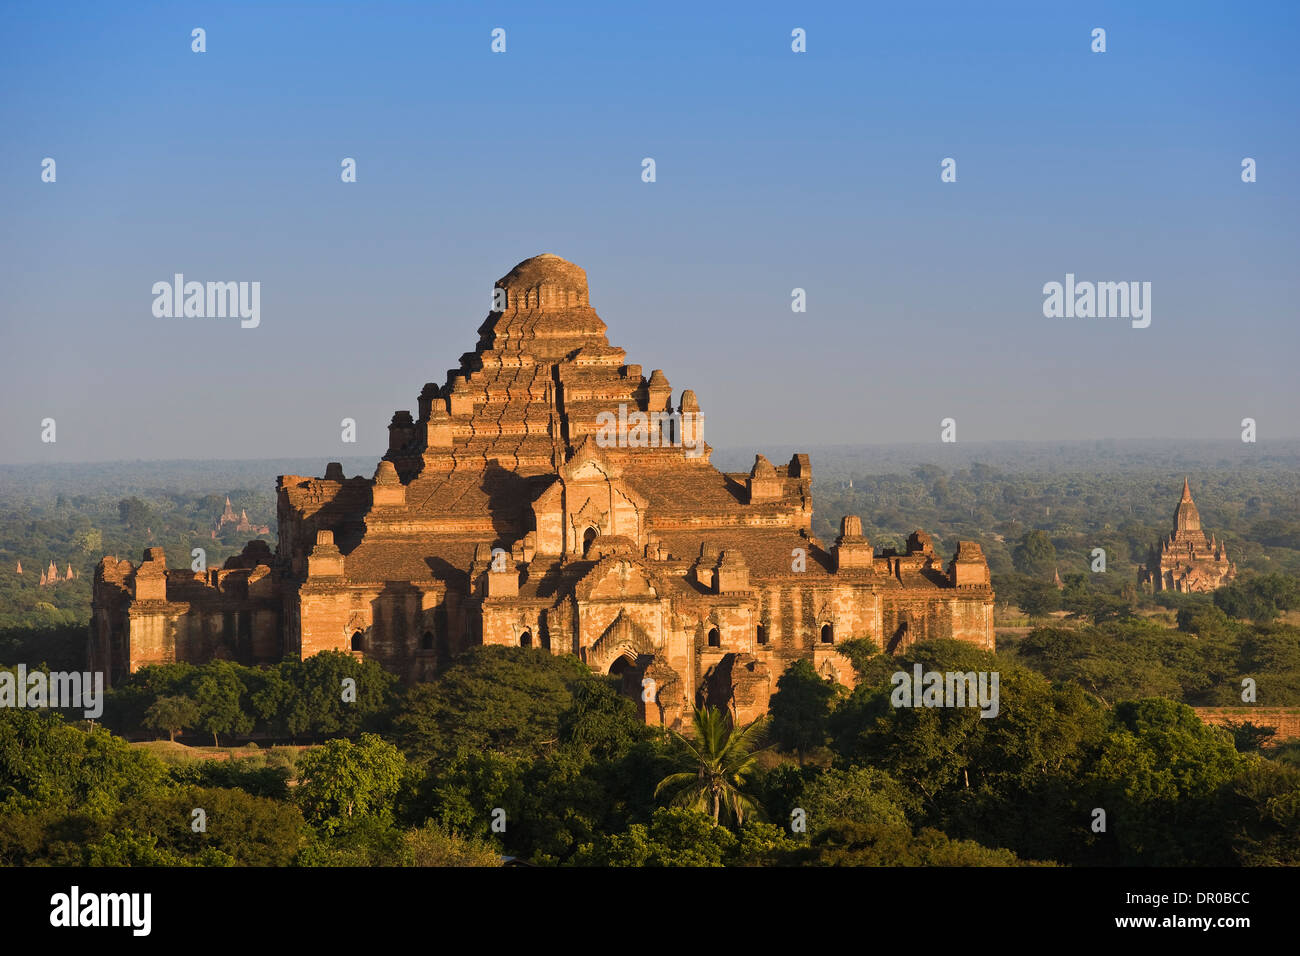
[2,1,1297,463]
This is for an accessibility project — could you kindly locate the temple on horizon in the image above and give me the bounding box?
[1139,478,1236,594]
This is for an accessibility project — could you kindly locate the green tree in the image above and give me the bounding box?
[0,710,167,817]
[557,676,650,760]
[791,821,1041,866]
[1217,759,1300,866]
[401,826,501,867]
[394,646,590,764]
[828,639,1108,863]
[798,766,917,831]
[296,734,408,835]
[82,830,195,866]
[1216,574,1300,623]
[112,785,305,866]
[193,662,253,746]
[413,749,527,839]
[576,807,737,866]
[143,695,199,742]
[1012,530,1057,579]
[74,528,103,556]
[769,658,840,761]
[1017,581,1060,617]
[285,651,398,740]
[117,497,151,530]
[1086,698,1246,865]
[1177,601,1236,641]
[654,707,770,826]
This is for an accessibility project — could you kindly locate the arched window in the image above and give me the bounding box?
[707,627,720,647]
[820,623,833,644]
[351,631,364,652]
[583,527,598,556]
[420,631,434,651]
[520,630,532,647]
[756,624,768,645]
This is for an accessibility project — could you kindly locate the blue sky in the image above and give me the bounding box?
[2,1,1297,463]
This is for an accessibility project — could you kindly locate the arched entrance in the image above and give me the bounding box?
[609,654,635,677]
[583,527,598,556]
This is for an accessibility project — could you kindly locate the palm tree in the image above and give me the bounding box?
[654,706,770,826]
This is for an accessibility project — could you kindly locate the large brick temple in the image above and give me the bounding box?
[92,254,995,727]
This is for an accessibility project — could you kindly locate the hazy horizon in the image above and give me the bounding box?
[4,435,1298,473]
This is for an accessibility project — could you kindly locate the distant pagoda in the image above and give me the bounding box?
[1139,478,1235,593]
[212,496,269,538]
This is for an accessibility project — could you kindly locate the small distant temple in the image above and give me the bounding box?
[38,560,76,587]
[1139,478,1235,594]
[213,497,270,538]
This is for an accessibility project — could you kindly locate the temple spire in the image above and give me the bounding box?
[1173,477,1202,536]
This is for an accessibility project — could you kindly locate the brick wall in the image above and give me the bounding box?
[1193,707,1300,744]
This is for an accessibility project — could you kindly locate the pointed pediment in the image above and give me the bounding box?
[575,555,660,602]
[570,457,613,482]
[563,436,621,482]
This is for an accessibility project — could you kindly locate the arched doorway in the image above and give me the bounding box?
[420,631,434,651]
[820,623,833,644]
[351,631,365,652]
[707,627,720,647]
[609,654,634,677]
[519,630,532,647]
[583,526,598,556]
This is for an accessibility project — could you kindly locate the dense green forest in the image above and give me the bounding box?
[2,642,1297,867]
